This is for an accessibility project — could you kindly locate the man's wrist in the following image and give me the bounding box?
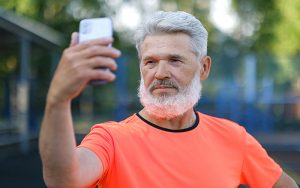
[45,95,71,112]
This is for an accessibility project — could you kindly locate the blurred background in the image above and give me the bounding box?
[0,0,299,187]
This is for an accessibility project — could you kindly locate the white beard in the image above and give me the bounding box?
[138,71,202,120]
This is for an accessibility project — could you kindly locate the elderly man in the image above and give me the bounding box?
[39,11,297,187]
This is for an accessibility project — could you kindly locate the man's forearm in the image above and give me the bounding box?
[39,101,80,186]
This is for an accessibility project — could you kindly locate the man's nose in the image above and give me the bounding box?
[154,61,170,80]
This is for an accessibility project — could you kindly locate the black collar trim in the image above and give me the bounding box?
[136,111,199,133]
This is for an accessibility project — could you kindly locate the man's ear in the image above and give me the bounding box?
[200,56,212,80]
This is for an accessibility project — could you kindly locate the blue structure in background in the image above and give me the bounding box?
[199,54,278,134]
[114,55,129,121]
[260,77,274,133]
[243,55,257,133]
[0,7,64,154]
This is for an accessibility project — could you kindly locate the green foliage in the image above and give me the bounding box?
[232,0,300,55]
[232,0,300,87]
[273,0,300,56]
[0,1,116,120]
[0,0,110,34]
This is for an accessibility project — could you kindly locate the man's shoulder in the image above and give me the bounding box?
[197,112,248,148]
[90,114,140,131]
[197,111,246,134]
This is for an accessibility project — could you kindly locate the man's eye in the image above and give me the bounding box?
[146,60,155,64]
[169,59,181,65]
[170,59,179,62]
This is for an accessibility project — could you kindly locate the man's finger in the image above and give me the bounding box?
[73,37,113,51]
[77,45,121,59]
[89,68,116,82]
[86,57,118,71]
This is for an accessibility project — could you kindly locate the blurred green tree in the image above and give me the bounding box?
[232,0,300,88]
[0,0,119,123]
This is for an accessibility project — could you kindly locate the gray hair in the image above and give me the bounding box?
[135,11,208,59]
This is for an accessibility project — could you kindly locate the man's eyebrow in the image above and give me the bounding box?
[168,54,187,61]
[142,54,187,61]
[142,56,155,61]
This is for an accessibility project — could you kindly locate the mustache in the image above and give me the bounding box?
[149,80,179,92]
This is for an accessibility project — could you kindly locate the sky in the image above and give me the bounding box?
[209,0,238,34]
[109,0,238,36]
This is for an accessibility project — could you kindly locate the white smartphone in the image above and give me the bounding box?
[79,17,113,43]
[79,17,113,85]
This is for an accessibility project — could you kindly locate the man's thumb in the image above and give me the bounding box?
[70,32,79,47]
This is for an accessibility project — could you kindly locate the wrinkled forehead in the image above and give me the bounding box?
[139,33,195,59]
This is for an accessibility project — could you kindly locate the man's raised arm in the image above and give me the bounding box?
[39,32,120,187]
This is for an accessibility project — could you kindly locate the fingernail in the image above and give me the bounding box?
[114,49,121,56]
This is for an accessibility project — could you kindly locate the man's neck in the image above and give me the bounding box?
[139,108,196,130]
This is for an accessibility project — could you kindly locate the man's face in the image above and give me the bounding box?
[138,33,202,119]
[140,33,200,97]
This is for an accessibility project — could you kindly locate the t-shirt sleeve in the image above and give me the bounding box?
[78,124,114,176]
[240,132,282,187]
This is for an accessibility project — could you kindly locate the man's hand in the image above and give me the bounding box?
[47,32,121,105]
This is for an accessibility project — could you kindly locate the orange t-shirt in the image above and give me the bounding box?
[79,112,282,188]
